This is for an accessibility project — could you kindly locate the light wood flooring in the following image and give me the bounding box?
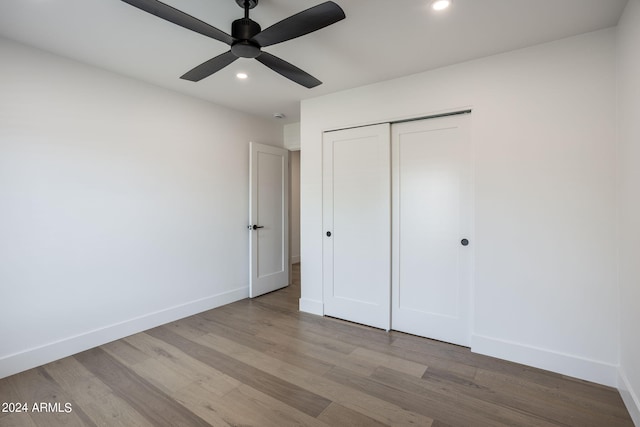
[0,264,634,426]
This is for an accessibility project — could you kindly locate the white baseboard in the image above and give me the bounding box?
[471,334,618,387]
[299,297,323,316]
[0,286,249,379]
[290,255,301,264]
[619,368,640,426]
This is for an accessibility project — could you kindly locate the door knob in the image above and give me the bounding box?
[461,238,469,246]
[326,231,332,237]
[248,224,264,230]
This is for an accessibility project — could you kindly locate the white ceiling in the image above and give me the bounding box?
[0,0,628,123]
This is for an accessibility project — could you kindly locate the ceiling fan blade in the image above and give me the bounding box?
[121,0,235,46]
[252,1,345,47]
[256,52,321,88]
[180,51,238,82]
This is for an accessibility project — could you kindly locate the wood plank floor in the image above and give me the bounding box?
[0,264,633,426]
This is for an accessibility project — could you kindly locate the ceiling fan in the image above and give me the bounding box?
[120,0,346,88]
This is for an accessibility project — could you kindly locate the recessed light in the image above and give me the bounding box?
[236,72,248,80]
[431,0,451,11]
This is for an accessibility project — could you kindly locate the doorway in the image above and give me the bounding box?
[289,150,301,267]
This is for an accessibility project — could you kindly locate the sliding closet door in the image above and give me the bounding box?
[391,115,472,346]
[323,124,391,330]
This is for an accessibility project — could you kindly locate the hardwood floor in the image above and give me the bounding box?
[0,264,633,426]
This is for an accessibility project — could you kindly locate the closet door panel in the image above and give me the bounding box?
[392,115,472,346]
[323,124,391,330]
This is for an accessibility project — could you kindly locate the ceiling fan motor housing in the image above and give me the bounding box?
[232,18,261,40]
[231,18,262,58]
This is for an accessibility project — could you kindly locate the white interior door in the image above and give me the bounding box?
[391,115,472,346]
[249,142,289,298]
[323,124,391,330]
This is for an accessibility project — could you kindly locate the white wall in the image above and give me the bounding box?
[0,37,283,378]
[616,0,640,423]
[301,29,619,386]
[284,122,301,150]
